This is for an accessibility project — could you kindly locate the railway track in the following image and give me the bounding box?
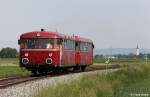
[0,64,120,89]
[0,76,34,88]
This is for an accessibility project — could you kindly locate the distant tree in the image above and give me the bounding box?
[94,55,103,59]
[0,47,18,58]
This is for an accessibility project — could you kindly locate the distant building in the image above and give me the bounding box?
[129,45,140,56]
[136,45,140,56]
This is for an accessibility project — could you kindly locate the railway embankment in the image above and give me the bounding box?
[0,68,118,97]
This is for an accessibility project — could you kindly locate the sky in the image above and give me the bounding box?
[0,0,150,49]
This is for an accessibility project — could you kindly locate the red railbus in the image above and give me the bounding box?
[18,29,94,74]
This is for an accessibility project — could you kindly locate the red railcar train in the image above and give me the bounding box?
[18,29,94,74]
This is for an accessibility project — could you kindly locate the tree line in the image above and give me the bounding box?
[0,47,18,58]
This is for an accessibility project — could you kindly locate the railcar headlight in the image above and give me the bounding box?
[25,53,28,57]
[46,58,52,64]
[22,58,29,64]
[49,53,52,57]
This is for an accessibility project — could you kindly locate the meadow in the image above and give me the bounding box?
[0,58,31,78]
[34,58,150,97]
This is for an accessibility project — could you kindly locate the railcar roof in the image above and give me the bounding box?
[20,31,93,43]
[75,36,93,43]
[20,31,64,39]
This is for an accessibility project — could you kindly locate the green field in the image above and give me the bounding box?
[0,58,19,66]
[34,59,150,97]
[94,58,148,65]
[0,58,31,78]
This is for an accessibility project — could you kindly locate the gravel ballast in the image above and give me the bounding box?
[0,69,118,97]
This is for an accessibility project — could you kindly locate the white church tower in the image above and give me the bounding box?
[136,45,140,56]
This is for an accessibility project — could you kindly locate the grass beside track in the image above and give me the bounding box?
[0,58,31,78]
[0,66,31,78]
[34,63,150,97]
[0,58,19,66]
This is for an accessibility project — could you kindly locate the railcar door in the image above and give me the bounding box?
[75,42,81,65]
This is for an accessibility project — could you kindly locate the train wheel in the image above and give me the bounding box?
[38,70,44,74]
[73,67,76,72]
[73,67,77,72]
[52,68,61,74]
[81,66,86,71]
[44,71,48,74]
[31,70,37,75]
[73,65,80,72]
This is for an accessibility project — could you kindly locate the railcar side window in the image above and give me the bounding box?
[80,42,92,51]
[64,39,75,50]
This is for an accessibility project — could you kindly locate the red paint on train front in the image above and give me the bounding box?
[20,50,60,67]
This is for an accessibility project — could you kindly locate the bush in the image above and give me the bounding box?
[0,47,18,58]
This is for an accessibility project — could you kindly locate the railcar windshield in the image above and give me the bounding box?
[19,38,59,49]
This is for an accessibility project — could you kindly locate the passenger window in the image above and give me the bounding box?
[64,39,75,50]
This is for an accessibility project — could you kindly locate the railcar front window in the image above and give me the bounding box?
[20,39,57,49]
